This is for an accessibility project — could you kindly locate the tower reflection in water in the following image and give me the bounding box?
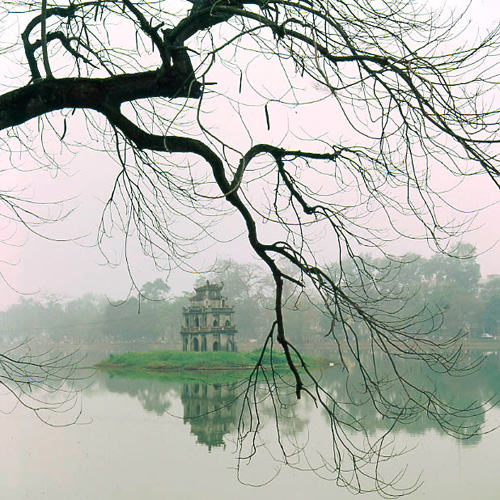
[181,382,239,451]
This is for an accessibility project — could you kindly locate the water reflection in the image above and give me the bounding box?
[4,350,500,500]
[101,372,179,415]
[98,350,500,454]
[316,362,490,446]
[95,371,244,449]
[181,382,239,450]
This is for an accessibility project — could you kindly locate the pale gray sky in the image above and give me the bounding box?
[1,0,500,310]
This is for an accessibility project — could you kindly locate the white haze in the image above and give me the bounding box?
[0,0,499,310]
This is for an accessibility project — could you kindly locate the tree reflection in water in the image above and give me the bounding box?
[98,352,499,487]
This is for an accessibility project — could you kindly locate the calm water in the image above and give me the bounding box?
[2,349,500,499]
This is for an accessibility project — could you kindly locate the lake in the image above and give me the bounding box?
[2,348,500,499]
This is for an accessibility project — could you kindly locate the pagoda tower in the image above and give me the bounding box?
[180,281,237,352]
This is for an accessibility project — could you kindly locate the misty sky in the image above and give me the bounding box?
[1,0,500,310]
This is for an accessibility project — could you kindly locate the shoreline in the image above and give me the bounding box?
[95,349,331,372]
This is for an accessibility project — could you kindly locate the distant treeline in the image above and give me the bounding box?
[0,250,499,344]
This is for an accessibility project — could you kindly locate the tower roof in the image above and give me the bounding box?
[194,279,223,292]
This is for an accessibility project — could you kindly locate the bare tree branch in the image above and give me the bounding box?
[1,0,500,494]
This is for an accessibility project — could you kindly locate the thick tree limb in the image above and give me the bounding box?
[0,70,201,130]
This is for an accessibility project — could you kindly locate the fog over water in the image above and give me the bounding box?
[3,350,500,499]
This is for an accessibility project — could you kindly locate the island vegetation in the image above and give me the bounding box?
[96,349,329,372]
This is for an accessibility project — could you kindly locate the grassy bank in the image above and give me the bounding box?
[96,349,329,372]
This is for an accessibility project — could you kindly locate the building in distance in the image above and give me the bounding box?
[180,281,237,352]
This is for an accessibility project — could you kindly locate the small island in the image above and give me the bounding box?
[96,349,329,372]
[96,282,330,372]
